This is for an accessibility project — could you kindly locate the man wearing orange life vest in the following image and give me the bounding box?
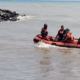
[62,28,74,42]
[56,25,64,41]
[41,24,48,39]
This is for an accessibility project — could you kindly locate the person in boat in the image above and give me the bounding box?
[56,25,65,41]
[77,38,80,44]
[40,24,53,41]
[62,28,74,42]
[41,24,48,39]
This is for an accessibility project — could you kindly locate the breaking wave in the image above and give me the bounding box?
[34,41,70,49]
[35,41,58,48]
[17,15,35,21]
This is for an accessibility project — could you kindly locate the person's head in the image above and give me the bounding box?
[61,25,64,30]
[44,24,47,29]
[66,28,70,33]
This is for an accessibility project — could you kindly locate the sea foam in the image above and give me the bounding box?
[35,41,70,49]
[17,15,35,21]
[35,41,58,48]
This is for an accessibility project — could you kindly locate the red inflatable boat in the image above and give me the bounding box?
[33,34,80,48]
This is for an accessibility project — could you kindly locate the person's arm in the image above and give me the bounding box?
[41,28,43,35]
[45,31,49,40]
[56,34,58,38]
[56,30,59,38]
[62,35,68,42]
[45,32,48,36]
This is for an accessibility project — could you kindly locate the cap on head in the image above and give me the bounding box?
[44,24,47,29]
[61,25,64,28]
[66,28,70,32]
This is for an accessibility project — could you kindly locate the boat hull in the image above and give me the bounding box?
[33,35,80,48]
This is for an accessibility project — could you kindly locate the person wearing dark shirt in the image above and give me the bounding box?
[41,24,48,39]
[56,25,64,41]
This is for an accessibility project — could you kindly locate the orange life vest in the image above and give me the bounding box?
[59,30,64,34]
[67,33,73,39]
[64,32,74,41]
[70,34,74,40]
[41,28,48,35]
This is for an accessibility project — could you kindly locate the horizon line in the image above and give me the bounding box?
[0,0,80,3]
[0,0,80,2]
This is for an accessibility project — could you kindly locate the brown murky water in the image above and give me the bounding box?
[0,22,80,80]
[0,2,80,80]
